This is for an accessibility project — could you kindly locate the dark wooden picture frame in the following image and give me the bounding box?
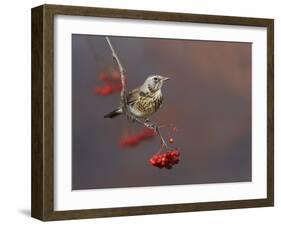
[31,4,274,221]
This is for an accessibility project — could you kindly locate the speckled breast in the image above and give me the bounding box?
[129,93,163,118]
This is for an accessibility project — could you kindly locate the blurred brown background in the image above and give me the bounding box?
[72,35,252,190]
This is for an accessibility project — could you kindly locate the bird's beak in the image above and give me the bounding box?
[162,77,169,81]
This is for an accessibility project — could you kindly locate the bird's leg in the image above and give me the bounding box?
[143,118,158,130]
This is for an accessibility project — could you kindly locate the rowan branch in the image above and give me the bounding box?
[105,36,170,149]
[105,37,128,112]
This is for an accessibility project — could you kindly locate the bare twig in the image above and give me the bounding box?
[145,120,170,149]
[105,36,170,149]
[105,37,128,112]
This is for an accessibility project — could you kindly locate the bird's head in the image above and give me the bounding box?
[141,75,169,93]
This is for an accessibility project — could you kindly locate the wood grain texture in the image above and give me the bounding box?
[267,19,274,205]
[31,5,44,220]
[31,4,274,221]
[31,5,55,220]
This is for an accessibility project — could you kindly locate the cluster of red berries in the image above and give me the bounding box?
[120,129,155,148]
[94,71,125,96]
[149,149,180,169]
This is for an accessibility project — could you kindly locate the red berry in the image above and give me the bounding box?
[99,85,113,95]
[149,158,156,165]
[156,157,161,164]
[169,138,174,144]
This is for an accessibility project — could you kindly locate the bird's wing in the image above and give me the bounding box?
[126,88,140,105]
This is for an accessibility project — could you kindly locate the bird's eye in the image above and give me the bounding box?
[153,77,158,81]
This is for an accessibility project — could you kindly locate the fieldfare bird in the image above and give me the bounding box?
[104,75,169,119]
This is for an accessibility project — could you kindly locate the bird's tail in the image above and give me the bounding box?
[104,108,122,118]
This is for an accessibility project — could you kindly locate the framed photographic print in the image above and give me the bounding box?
[31,4,274,221]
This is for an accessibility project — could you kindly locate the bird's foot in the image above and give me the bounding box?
[144,119,157,130]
